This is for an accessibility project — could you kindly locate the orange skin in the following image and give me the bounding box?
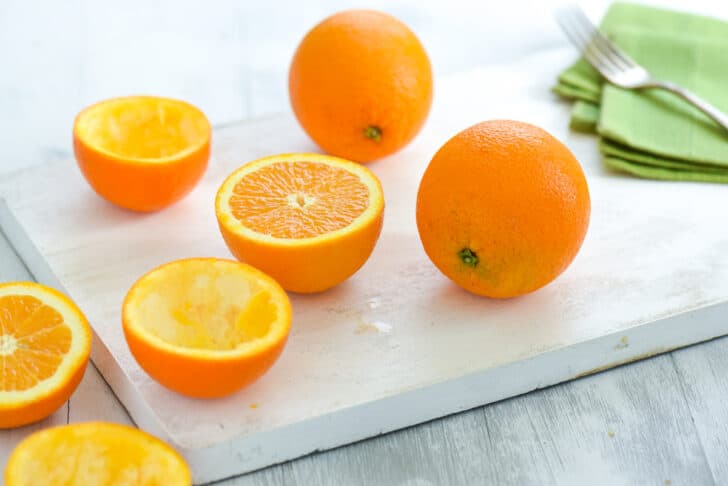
[0,363,87,429]
[73,96,210,212]
[0,283,91,429]
[122,323,287,399]
[218,210,384,294]
[73,137,209,212]
[289,9,433,163]
[122,258,292,399]
[416,120,591,298]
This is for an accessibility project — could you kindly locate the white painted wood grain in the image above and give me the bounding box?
[67,364,133,427]
[672,341,728,484]
[227,352,719,486]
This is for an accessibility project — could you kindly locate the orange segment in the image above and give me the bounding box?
[229,161,370,238]
[4,422,191,486]
[0,283,91,429]
[122,258,292,398]
[215,153,385,293]
[73,96,211,212]
[2,298,71,391]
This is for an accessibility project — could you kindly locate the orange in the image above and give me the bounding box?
[5,422,191,485]
[289,9,433,162]
[73,96,211,212]
[122,258,292,398]
[0,282,91,428]
[416,120,591,298]
[215,153,384,293]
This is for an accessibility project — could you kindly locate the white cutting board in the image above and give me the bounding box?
[2,48,728,484]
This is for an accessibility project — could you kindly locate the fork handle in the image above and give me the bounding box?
[643,81,728,133]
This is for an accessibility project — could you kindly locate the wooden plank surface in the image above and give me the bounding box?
[672,341,728,484]
[226,353,719,486]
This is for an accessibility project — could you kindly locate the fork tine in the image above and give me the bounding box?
[570,6,637,70]
[563,7,624,74]
[555,7,621,77]
[555,7,587,50]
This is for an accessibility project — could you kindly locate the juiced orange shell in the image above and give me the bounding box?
[73,96,211,212]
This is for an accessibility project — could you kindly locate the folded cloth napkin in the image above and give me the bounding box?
[553,2,728,183]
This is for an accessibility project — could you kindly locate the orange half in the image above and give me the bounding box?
[0,282,91,429]
[122,258,292,398]
[5,422,191,485]
[73,95,211,212]
[215,153,385,293]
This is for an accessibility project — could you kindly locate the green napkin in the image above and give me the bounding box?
[554,2,728,183]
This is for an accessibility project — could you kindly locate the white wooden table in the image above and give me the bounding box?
[2,1,728,484]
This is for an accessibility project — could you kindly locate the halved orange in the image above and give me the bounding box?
[215,153,385,293]
[0,282,91,429]
[5,422,191,485]
[73,95,211,212]
[122,258,292,398]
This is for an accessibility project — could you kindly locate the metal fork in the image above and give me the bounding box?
[555,5,728,133]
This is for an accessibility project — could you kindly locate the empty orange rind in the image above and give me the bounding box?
[122,258,292,398]
[73,95,211,212]
[5,422,191,485]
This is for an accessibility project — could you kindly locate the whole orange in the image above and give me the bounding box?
[416,120,591,298]
[289,10,433,163]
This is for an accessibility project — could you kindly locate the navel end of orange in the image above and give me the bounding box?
[363,125,382,143]
[416,120,590,299]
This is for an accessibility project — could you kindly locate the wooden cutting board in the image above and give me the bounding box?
[2,49,728,483]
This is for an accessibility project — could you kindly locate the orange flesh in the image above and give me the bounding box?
[76,98,209,160]
[5,422,191,485]
[130,260,283,351]
[0,296,71,392]
[229,161,369,238]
